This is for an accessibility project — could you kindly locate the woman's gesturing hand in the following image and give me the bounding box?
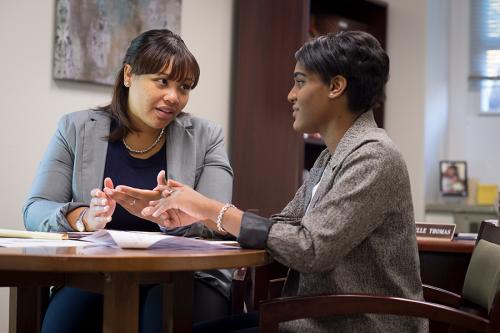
[105,170,174,227]
[142,179,212,228]
[104,183,166,226]
[86,178,116,231]
[106,170,205,228]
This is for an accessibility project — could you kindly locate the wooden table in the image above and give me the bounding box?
[0,245,269,333]
[418,238,475,294]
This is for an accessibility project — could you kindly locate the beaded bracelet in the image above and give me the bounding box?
[216,203,235,232]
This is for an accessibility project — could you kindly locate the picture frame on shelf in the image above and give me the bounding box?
[440,160,468,197]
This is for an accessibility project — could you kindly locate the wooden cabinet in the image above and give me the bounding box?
[231,0,387,217]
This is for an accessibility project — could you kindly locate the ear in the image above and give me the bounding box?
[328,75,347,99]
[123,64,132,84]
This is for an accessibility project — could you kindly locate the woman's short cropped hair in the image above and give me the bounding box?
[295,31,389,114]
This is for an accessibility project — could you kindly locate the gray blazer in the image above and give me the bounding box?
[239,111,427,332]
[23,109,233,232]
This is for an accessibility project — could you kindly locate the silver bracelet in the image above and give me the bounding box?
[75,207,89,232]
[216,203,235,232]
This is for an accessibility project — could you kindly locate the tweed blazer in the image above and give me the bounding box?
[23,109,233,232]
[239,111,427,332]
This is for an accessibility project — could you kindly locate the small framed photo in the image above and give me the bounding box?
[440,161,468,197]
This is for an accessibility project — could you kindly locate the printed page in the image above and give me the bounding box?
[81,229,238,250]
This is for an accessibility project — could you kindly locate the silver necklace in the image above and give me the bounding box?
[122,127,165,154]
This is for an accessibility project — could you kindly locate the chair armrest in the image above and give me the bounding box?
[259,294,489,333]
[423,284,462,307]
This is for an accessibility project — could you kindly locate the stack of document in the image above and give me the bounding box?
[0,228,91,247]
[81,229,238,250]
[454,233,478,241]
[0,228,238,250]
[0,228,69,240]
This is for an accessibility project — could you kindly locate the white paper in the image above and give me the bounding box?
[455,233,478,240]
[81,229,238,250]
[0,238,95,248]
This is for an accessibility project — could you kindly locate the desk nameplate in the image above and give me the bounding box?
[416,223,456,241]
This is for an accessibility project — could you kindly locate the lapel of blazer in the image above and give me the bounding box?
[307,158,333,211]
[306,111,377,211]
[165,113,196,187]
[304,151,330,211]
[80,110,110,203]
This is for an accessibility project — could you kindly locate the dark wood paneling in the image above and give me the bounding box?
[9,286,48,333]
[310,0,387,127]
[418,239,474,294]
[231,0,309,217]
[419,251,472,294]
[231,0,387,217]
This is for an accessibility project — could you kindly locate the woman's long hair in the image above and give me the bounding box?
[97,29,200,141]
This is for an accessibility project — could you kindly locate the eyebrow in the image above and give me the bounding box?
[156,72,194,83]
[294,72,307,78]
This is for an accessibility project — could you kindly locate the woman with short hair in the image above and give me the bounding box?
[141,31,428,333]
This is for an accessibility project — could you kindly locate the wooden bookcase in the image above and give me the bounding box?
[230,0,387,217]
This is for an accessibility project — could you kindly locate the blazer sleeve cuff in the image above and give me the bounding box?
[237,212,275,249]
[56,202,88,231]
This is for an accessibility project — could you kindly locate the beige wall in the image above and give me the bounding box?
[0,0,233,331]
[384,0,427,221]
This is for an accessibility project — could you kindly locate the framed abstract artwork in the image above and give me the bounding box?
[53,0,181,85]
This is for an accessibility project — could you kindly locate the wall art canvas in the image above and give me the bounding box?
[53,0,181,85]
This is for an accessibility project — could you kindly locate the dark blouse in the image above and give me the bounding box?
[103,138,166,232]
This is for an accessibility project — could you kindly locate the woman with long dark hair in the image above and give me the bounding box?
[23,29,233,332]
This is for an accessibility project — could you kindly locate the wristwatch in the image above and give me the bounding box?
[75,208,88,232]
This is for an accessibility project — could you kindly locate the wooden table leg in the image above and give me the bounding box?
[9,286,48,333]
[103,272,140,333]
[163,272,194,333]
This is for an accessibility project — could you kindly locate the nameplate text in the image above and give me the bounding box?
[415,223,456,241]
